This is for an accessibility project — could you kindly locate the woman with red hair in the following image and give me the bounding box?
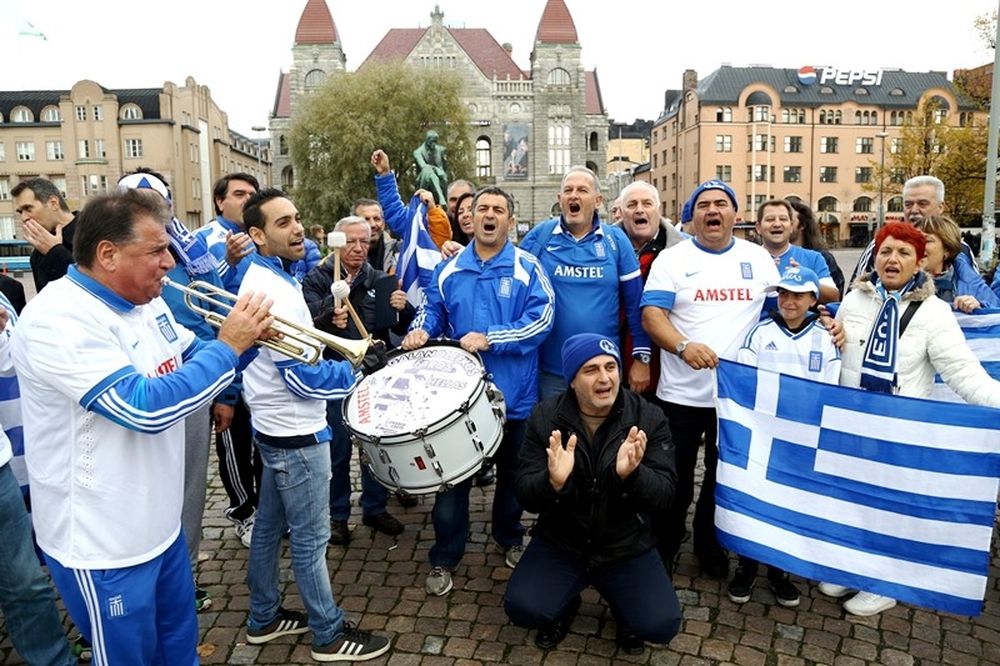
[820,222,1000,617]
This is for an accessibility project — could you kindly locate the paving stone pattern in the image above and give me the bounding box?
[2,450,999,665]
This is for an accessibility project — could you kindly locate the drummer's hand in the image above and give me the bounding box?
[459,332,489,353]
[389,282,408,311]
[332,305,349,329]
[547,430,576,492]
[401,328,429,350]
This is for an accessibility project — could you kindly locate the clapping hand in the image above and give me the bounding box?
[547,430,576,491]
[616,426,646,480]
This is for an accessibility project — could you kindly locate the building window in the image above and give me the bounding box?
[890,138,901,154]
[818,196,838,212]
[752,134,768,152]
[854,196,873,211]
[279,135,288,156]
[783,166,802,183]
[934,108,948,124]
[475,137,492,178]
[15,141,35,161]
[653,154,658,168]
[0,143,5,161]
[819,137,838,154]
[46,140,64,160]
[119,103,143,120]
[781,108,805,124]
[715,165,732,182]
[75,105,87,121]
[52,176,67,198]
[548,121,570,175]
[78,139,90,158]
[92,105,103,121]
[855,167,872,183]
[96,139,106,158]
[0,177,9,200]
[819,166,838,183]
[890,168,906,184]
[751,106,770,122]
[716,107,732,122]
[784,136,802,153]
[547,68,572,85]
[11,106,33,123]
[304,69,326,89]
[856,137,874,154]
[888,196,904,213]
[715,135,732,152]
[41,105,61,122]
[124,138,143,158]
[81,174,109,196]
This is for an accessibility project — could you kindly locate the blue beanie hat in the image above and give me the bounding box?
[562,333,620,385]
[685,180,739,215]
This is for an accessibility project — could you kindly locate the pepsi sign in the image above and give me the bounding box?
[798,66,884,87]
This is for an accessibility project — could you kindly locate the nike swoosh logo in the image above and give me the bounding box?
[132,341,140,348]
[545,245,560,252]
[685,270,701,277]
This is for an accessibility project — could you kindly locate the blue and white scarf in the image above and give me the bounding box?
[116,172,216,277]
[859,275,919,394]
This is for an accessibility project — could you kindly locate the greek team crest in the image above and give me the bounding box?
[740,262,754,280]
[499,277,512,298]
[156,314,178,343]
[595,241,606,258]
[808,351,823,372]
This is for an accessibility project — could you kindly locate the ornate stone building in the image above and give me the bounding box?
[269,0,608,226]
[0,77,269,238]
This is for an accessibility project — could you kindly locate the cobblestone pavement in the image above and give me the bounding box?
[2,452,1000,665]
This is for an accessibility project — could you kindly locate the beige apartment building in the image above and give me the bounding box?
[649,66,983,246]
[0,77,270,239]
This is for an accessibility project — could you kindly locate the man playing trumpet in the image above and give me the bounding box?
[238,188,391,661]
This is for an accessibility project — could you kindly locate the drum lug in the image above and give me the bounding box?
[388,466,403,492]
[465,418,478,434]
[378,448,391,464]
[471,435,484,454]
[423,441,436,459]
[432,459,444,478]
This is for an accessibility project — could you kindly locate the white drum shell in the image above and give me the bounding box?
[343,345,506,494]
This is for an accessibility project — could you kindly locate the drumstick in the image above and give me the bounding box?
[328,231,347,307]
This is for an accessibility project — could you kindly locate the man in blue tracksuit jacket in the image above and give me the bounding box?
[519,166,651,398]
[402,185,555,597]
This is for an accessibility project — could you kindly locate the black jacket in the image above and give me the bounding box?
[302,260,415,360]
[29,216,77,293]
[516,388,676,568]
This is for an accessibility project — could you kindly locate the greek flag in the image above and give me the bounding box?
[932,308,1000,402]
[396,196,442,308]
[715,359,1000,616]
[0,294,25,496]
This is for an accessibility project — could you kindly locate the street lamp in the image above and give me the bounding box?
[875,131,889,236]
[251,125,267,186]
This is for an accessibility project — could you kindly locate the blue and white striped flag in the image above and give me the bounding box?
[396,196,443,308]
[715,359,1000,616]
[0,293,25,496]
[932,308,1000,402]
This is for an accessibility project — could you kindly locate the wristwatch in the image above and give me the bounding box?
[675,340,690,356]
[634,352,651,364]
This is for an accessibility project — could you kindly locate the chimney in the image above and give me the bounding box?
[682,69,698,92]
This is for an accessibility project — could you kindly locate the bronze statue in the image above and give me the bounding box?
[413,130,448,206]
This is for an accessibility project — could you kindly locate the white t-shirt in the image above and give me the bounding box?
[642,237,779,407]
[737,317,841,384]
[12,274,196,569]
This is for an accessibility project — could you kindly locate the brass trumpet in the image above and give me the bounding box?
[161,278,371,367]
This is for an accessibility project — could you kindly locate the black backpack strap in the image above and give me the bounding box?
[899,301,922,337]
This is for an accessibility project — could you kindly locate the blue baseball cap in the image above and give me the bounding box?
[685,180,738,215]
[765,266,820,298]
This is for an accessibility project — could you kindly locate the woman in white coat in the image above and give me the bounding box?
[822,221,1000,616]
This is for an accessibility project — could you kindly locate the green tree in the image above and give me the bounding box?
[289,61,473,227]
[866,99,988,223]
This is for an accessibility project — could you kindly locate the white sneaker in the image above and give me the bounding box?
[233,515,254,548]
[818,582,852,598]
[843,591,896,616]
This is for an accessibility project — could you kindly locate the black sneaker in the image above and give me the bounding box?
[697,549,730,578]
[246,607,309,644]
[769,574,801,608]
[311,622,391,662]
[330,520,351,546]
[534,596,581,650]
[473,464,496,487]
[616,629,645,655]
[362,511,404,536]
[727,566,756,604]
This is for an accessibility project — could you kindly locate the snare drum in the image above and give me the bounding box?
[343,343,506,495]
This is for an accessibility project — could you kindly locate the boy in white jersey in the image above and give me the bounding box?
[730,266,840,606]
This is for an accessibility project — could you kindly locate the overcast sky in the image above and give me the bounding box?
[5,0,997,136]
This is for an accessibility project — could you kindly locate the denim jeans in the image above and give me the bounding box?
[0,463,74,666]
[247,440,344,646]
[326,400,388,520]
[429,420,526,568]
